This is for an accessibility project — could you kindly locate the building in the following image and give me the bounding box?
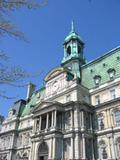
[0,22,120,160]
[0,115,4,131]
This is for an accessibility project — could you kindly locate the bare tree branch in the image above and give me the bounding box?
[0,0,48,39]
[0,0,48,98]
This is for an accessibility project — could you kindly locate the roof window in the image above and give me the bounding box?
[107,68,116,80]
[94,75,101,86]
[117,56,120,61]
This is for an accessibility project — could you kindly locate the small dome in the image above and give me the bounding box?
[64,21,84,44]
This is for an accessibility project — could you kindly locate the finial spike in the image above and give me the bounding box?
[71,20,75,32]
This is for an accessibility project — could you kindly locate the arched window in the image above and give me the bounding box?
[38,142,48,160]
[99,140,107,159]
[113,109,120,126]
[67,46,71,56]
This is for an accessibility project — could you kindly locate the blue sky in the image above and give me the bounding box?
[0,0,120,116]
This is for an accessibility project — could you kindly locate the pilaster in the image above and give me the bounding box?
[71,136,74,159]
[82,134,86,159]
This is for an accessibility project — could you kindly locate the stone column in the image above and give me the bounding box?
[39,116,42,131]
[31,142,36,160]
[74,108,79,130]
[33,119,37,132]
[52,137,56,158]
[81,110,85,130]
[111,136,116,159]
[48,138,52,159]
[62,113,64,131]
[9,150,13,160]
[82,134,86,159]
[91,139,95,160]
[105,109,109,129]
[71,109,74,130]
[90,113,93,131]
[108,136,112,159]
[52,111,54,127]
[71,136,74,159]
[108,109,112,128]
[107,109,111,128]
[75,134,80,159]
[54,110,57,128]
[110,111,114,127]
[114,143,118,159]
[46,113,49,130]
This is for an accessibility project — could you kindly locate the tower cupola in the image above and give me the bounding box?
[61,21,86,79]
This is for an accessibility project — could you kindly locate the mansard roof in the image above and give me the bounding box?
[81,46,120,89]
[21,87,45,117]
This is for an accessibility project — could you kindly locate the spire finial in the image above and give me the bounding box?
[71,20,75,32]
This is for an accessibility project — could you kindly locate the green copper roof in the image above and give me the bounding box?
[21,87,45,116]
[64,21,84,44]
[81,46,120,89]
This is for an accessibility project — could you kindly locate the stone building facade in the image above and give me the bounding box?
[0,23,120,160]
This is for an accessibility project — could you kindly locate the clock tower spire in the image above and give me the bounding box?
[61,21,86,79]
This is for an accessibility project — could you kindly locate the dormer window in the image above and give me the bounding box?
[67,46,71,56]
[90,69,94,73]
[103,63,106,67]
[94,75,101,86]
[107,68,115,80]
[117,56,120,61]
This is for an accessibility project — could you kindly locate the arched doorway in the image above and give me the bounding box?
[38,142,48,160]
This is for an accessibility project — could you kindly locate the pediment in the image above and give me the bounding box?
[32,101,52,113]
[32,101,62,113]
[45,67,65,82]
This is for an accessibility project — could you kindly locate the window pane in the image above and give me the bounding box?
[110,89,116,100]
[95,95,100,105]
[114,110,120,126]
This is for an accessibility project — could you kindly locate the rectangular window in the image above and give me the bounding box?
[48,112,52,128]
[95,95,100,105]
[110,89,116,100]
[36,119,39,131]
[41,115,46,130]
[98,117,104,130]
[114,110,120,126]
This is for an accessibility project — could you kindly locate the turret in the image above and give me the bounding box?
[61,21,86,79]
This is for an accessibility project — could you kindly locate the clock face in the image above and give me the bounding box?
[52,81,59,92]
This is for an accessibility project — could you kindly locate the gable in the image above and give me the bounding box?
[32,101,54,113]
[45,67,65,82]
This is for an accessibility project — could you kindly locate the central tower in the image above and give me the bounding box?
[61,21,86,79]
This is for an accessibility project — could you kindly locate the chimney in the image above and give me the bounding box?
[26,82,36,100]
[0,115,4,130]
